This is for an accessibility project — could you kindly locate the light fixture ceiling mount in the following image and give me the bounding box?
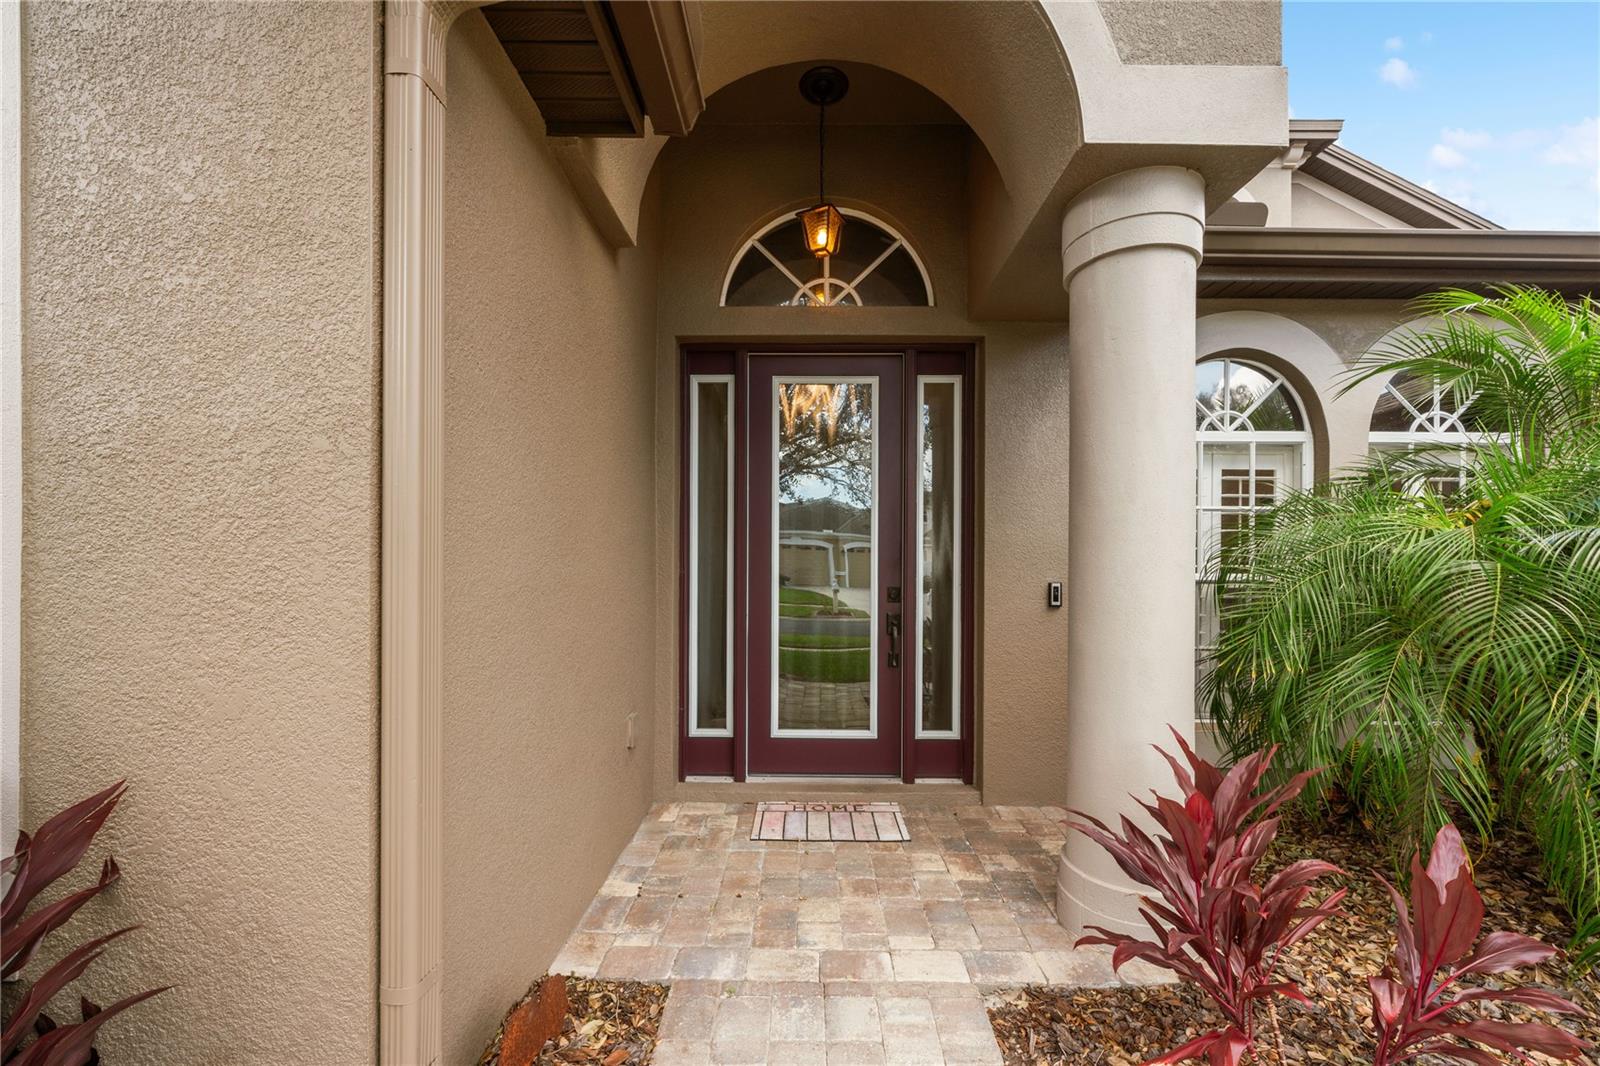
[796,65,849,260]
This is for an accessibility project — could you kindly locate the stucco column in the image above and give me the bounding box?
[1057,166,1205,937]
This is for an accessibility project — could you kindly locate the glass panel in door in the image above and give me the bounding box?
[748,355,903,776]
[776,380,876,735]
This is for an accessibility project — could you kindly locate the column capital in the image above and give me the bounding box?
[1061,165,1206,286]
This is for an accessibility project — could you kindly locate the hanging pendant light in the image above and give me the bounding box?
[797,66,849,258]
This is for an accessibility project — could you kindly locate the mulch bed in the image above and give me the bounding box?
[988,805,1600,1065]
[478,976,667,1066]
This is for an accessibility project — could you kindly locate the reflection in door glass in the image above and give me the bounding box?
[776,381,875,734]
[691,379,732,734]
[918,381,958,735]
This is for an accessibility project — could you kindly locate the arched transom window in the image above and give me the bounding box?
[1369,371,1494,438]
[1195,358,1307,432]
[1368,371,1505,496]
[721,209,933,307]
[1194,358,1312,722]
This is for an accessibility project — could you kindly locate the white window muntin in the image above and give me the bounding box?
[771,375,880,739]
[688,375,734,737]
[1194,358,1312,723]
[720,208,934,308]
[915,376,961,740]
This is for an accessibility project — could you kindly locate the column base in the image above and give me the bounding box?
[1055,845,1146,939]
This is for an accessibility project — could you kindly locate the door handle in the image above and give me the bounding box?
[886,613,902,668]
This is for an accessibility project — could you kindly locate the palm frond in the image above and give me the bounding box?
[1205,288,1600,966]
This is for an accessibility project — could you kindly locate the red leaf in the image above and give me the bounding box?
[1446,987,1582,1014]
[1143,1029,1250,1066]
[1455,930,1559,976]
[1244,982,1309,1004]
[1409,1042,1502,1066]
[1412,831,1484,974]
[1,927,137,1057]
[10,985,168,1066]
[1446,1018,1591,1058]
[1369,973,1405,1026]
[1,783,124,934]
[3,857,121,978]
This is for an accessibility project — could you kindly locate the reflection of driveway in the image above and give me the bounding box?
[788,585,871,612]
[779,615,870,638]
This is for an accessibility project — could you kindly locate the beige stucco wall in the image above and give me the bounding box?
[649,123,1076,805]
[19,3,381,1064]
[440,13,662,1064]
[1097,1,1282,65]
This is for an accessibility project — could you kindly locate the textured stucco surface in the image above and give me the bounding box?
[441,14,661,1064]
[20,3,380,1064]
[650,120,1075,807]
[1097,1,1282,66]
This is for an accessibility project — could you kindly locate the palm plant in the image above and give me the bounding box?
[1202,287,1600,966]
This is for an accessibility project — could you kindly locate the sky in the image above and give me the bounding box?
[1283,1,1600,230]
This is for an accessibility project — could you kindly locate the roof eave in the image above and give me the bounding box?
[1199,227,1600,299]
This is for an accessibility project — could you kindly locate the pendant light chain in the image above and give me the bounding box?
[818,100,826,204]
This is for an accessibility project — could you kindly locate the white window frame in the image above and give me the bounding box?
[1193,358,1313,723]
[915,376,962,740]
[771,376,879,739]
[720,208,934,308]
[1367,375,1508,492]
[687,375,735,738]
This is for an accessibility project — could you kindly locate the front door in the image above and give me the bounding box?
[748,355,904,775]
[680,346,973,782]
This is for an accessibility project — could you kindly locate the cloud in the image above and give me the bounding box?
[1543,117,1598,167]
[1422,178,1490,216]
[1378,57,1418,88]
[1430,143,1468,169]
[1441,128,1493,150]
[1384,35,1404,51]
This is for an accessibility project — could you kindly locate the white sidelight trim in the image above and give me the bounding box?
[1,0,21,853]
[914,376,962,741]
[688,375,735,737]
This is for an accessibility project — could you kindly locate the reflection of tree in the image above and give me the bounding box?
[779,385,874,508]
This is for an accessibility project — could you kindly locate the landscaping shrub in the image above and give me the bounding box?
[3,783,167,1065]
[1067,731,1346,1065]
[1368,822,1590,1064]
[1203,287,1600,966]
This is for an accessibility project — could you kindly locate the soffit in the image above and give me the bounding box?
[483,1,645,136]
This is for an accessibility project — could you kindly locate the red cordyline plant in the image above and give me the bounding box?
[3,782,167,1066]
[1067,731,1347,1066]
[1369,823,1591,1064]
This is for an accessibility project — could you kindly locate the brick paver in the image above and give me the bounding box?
[549,803,1167,1064]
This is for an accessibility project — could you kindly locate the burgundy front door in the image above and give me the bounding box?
[747,354,904,775]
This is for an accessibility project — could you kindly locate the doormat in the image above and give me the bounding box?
[751,801,909,842]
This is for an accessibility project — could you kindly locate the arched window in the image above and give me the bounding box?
[721,209,933,307]
[1194,358,1312,721]
[1368,371,1505,495]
